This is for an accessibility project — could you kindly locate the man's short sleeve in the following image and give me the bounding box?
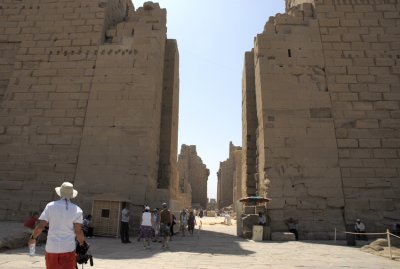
[74,207,83,224]
[39,203,50,222]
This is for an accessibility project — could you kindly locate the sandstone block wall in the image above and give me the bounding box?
[243,0,400,238]
[232,149,243,207]
[177,144,209,209]
[217,142,242,209]
[0,42,18,100]
[0,0,181,221]
[315,0,400,231]
[242,51,258,197]
[207,198,217,211]
[159,39,179,193]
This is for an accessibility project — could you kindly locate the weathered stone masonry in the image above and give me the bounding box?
[217,142,242,210]
[242,51,258,198]
[177,144,209,209]
[0,0,181,221]
[243,0,400,239]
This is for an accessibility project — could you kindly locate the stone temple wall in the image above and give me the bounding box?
[159,39,179,194]
[0,0,181,222]
[232,149,243,210]
[217,142,242,209]
[242,51,258,197]
[177,144,209,209]
[315,0,400,232]
[243,0,400,239]
[0,42,18,100]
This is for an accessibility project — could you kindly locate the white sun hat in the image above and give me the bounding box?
[55,182,78,199]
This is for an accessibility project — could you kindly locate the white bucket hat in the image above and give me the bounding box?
[55,182,78,199]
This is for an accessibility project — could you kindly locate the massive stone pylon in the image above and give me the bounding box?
[0,0,181,222]
[243,0,400,239]
[178,144,209,209]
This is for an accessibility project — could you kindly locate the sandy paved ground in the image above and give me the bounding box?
[0,217,398,269]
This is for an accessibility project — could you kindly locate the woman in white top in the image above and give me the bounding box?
[179,209,188,236]
[152,209,159,242]
[141,206,154,249]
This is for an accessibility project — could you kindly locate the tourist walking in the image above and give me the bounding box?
[121,204,131,243]
[137,206,146,242]
[170,213,176,237]
[141,206,154,249]
[152,209,159,242]
[199,209,204,218]
[83,214,94,238]
[198,209,203,230]
[187,211,196,236]
[27,182,86,269]
[158,203,172,249]
[179,208,188,236]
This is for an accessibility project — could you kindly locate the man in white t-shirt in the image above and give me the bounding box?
[28,182,85,269]
[120,204,131,243]
[354,218,367,240]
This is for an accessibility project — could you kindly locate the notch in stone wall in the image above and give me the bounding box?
[310,107,332,118]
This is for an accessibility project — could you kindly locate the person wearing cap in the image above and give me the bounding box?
[140,206,154,249]
[158,202,172,249]
[27,181,85,269]
[354,219,367,240]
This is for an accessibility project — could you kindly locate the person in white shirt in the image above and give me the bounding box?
[179,209,188,236]
[354,219,367,240]
[258,212,266,226]
[121,204,131,243]
[151,209,159,242]
[140,206,154,249]
[27,182,85,269]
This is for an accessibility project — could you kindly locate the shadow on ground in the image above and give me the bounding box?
[2,228,255,260]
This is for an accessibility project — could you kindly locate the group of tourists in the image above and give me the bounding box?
[134,206,201,250]
[178,208,197,236]
[138,203,173,249]
[25,181,204,269]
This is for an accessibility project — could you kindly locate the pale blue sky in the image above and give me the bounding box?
[133,0,285,199]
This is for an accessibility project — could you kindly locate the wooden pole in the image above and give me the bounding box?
[387,229,392,260]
